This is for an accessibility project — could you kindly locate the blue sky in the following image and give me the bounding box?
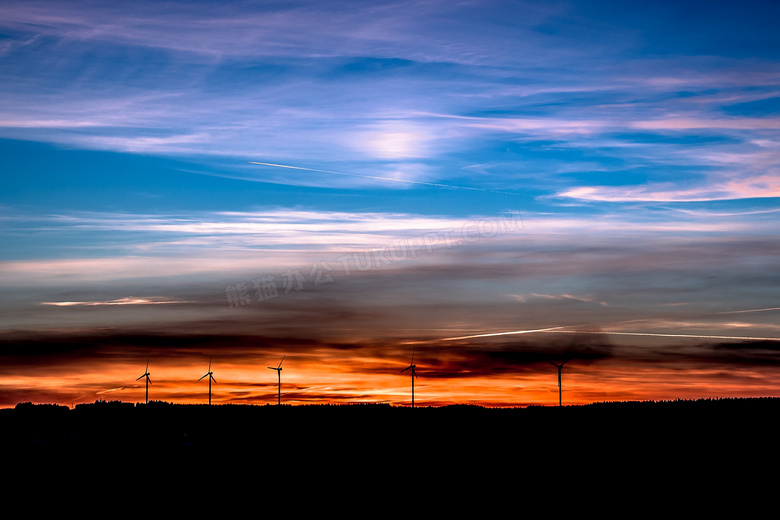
[1,0,779,406]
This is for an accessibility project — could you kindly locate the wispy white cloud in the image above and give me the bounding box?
[2,0,780,201]
[559,173,780,202]
[84,133,212,153]
[1,206,776,298]
[421,112,612,136]
[0,119,106,128]
[345,120,435,159]
[247,161,513,193]
[631,117,780,131]
[530,293,607,305]
[0,0,568,64]
[24,207,770,250]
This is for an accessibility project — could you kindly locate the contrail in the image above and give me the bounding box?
[41,297,189,306]
[439,328,780,342]
[248,161,516,194]
[439,326,568,341]
[716,307,780,315]
[546,330,780,341]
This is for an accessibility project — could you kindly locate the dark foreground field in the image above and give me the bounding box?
[2,398,778,498]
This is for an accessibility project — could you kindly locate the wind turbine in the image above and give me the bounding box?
[198,356,217,405]
[268,355,285,405]
[548,359,570,407]
[136,360,151,404]
[401,349,419,407]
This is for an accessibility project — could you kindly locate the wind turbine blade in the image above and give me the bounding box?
[147,377,152,385]
[208,356,212,371]
[278,355,285,369]
[146,360,149,372]
[401,366,411,373]
[136,375,144,381]
[267,367,276,370]
[410,349,415,365]
[412,368,418,379]
[198,374,208,381]
[211,375,217,383]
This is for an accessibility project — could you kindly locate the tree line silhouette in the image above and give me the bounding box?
[3,398,778,456]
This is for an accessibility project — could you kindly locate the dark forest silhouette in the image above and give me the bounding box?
[3,398,778,457]
[3,398,779,497]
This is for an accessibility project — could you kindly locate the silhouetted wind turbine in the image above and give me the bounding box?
[268,355,285,405]
[198,356,217,405]
[548,359,569,407]
[401,349,419,407]
[136,360,151,404]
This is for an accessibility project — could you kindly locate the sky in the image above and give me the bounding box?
[1,0,780,407]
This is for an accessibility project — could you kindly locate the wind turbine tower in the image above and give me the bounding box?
[198,356,217,405]
[268,355,285,405]
[136,360,152,404]
[401,349,419,407]
[548,359,570,407]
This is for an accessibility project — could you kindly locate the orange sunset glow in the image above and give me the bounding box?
[3,321,780,408]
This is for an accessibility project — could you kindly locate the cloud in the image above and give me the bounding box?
[530,293,606,305]
[247,161,504,192]
[1,209,529,264]
[84,133,211,153]
[630,117,780,131]
[558,175,780,202]
[349,120,433,159]
[0,119,106,128]
[2,315,780,406]
[1,0,779,204]
[3,208,779,346]
[0,0,578,65]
